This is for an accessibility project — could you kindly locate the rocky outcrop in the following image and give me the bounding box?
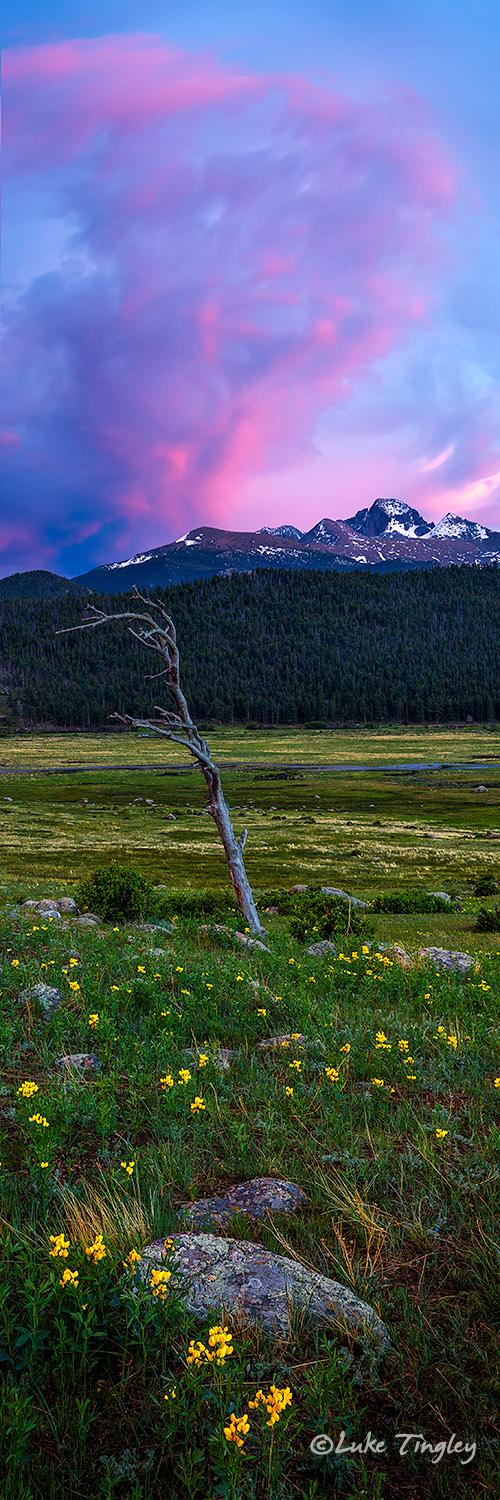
[178,1177,308,1230]
[135,1233,389,1347]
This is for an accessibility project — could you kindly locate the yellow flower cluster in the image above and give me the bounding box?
[289,1059,302,1072]
[435,1128,448,1140]
[17,1081,38,1098]
[248,1384,293,1427]
[160,1074,175,1089]
[149,1266,171,1298]
[49,1233,70,1259]
[371,1078,384,1089]
[85,1234,107,1264]
[325,1066,339,1083]
[120,1160,135,1176]
[187,1324,234,1366]
[123,1248,141,1271]
[190,1096,206,1114]
[178,1069,192,1085]
[375,1031,391,1052]
[88,1014,99,1029]
[59,1267,79,1290]
[28,1113,49,1128]
[224,1412,250,1449]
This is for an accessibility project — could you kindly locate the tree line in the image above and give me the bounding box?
[0,564,498,729]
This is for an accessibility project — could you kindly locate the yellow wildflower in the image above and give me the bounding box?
[190,1096,206,1113]
[49,1233,70,1259]
[59,1267,79,1290]
[17,1081,38,1098]
[85,1234,107,1264]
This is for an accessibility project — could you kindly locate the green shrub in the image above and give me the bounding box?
[474,875,499,897]
[287,887,372,943]
[159,889,234,921]
[475,905,500,932]
[77,863,156,923]
[372,892,451,914]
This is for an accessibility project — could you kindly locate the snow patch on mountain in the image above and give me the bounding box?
[431,513,490,540]
[258,525,304,539]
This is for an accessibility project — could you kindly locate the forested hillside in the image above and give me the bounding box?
[0,564,498,728]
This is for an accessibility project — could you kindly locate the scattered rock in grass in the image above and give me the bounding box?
[320,887,368,907]
[56,897,79,914]
[289,884,309,894]
[376,943,412,970]
[265,906,278,915]
[475,785,488,793]
[54,1052,101,1074]
[178,1177,309,1230]
[136,1233,389,1346]
[427,891,452,905]
[129,921,174,935]
[73,914,101,928]
[418,947,477,973]
[210,924,270,953]
[306,940,338,957]
[423,833,437,839]
[255,1034,306,1051]
[19,982,65,1016]
[185,1046,238,1072]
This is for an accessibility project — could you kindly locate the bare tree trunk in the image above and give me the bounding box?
[57,591,264,935]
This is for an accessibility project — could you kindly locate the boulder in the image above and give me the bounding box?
[135,1233,389,1347]
[306,940,338,957]
[255,1033,306,1051]
[418,947,476,974]
[19,982,65,1016]
[377,943,412,970]
[211,925,270,953]
[289,884,309,894]
[320,888,368,908]
[184,1046,238,1073]
[56,897,79,914]
[178,1177,308,1230]
[475,786,488,793]
[73,914,101,928]
[55,1052,101,1074]
[427,891,452,905]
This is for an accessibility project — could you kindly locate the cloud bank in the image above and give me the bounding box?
[3,33,489,575]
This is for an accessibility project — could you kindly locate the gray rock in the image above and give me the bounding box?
[320,888,368,908]
[55,1052,101,1074]
[19,982,65,1016]
[178,1177,308,1230]
[418,947,476,974]
[56,897,79,914]
[265,906,278,915]
[73,914,101,928]
[211,925,270,953]
[289,884,309,894]
[427,891,452,905]
[475,785,489,793]
[306,940,338,957]
[136,1233,389,1347]
[255,1033,306,1051]
[184,1046,238,1072]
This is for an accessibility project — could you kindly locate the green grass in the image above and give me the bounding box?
[1,723,500,769]
[0,728,499,1495]
[0,883,499,1497]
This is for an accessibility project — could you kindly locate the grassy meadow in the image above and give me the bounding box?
[0,728,499,1497]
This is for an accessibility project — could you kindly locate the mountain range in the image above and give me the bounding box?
[3,499,500,598]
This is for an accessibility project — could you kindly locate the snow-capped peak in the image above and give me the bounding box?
[258,525,304,540]
[432,512,490,540]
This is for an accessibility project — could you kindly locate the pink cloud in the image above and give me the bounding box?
[1,34,458,571]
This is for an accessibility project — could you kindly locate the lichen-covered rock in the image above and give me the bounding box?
[320,887,368,908]
[377,943,412,970]
[55,1052,101,1074]
[306,940,337,957]
[19,982,65,1016]
[178,1177,308,1230]
[135,1233,389,1347]
[418,947,476,973]
[184,1046,238,1073]
[73,914,101,928]
[255,1033,306,1051]
[289,884,309,894]
[427,891,452,905]
[56,897,79,914]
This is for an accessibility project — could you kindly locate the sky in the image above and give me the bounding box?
[2,1,500,576]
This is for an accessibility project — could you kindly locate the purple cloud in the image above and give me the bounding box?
[2,35,457,573]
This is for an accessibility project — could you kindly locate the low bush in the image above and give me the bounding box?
[372,892,451,914]
[475,905,500,932]
[474,875,499,897]
[287,887,372,943]
[77,863,156,923]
